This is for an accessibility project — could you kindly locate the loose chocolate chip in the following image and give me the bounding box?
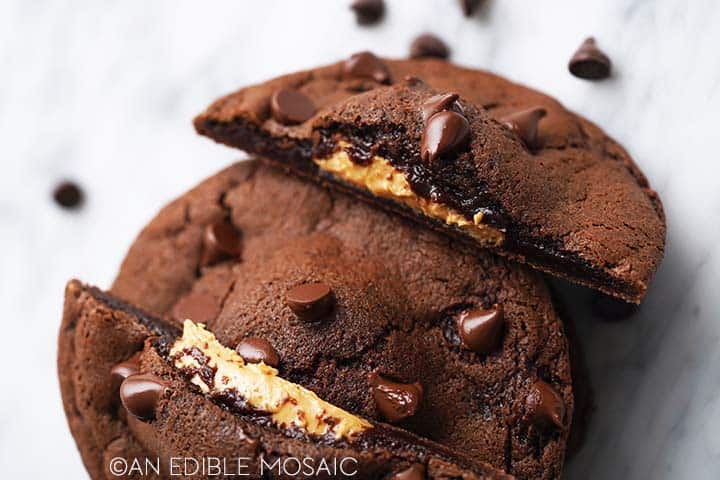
[456,305,504,354]
[286,282,335,321]
[569,37,611,80]
[202,221,243,266]
[236,337,280,368]
[368,373,423,423]
[350,0,384,25]
[53,181,84,209]
[590,292,638,321]
[410,33,450,59]
[459,0,482,16]
[270,88,316,125]
[527,380,565,429]
[120,374,167,420]
[110,352,142,386]
[422,92,460,122]
[343,51,392,84]
[501,107,547,149]
[421,110,470,163]
[171,291,220,323]
[391,464,426,480]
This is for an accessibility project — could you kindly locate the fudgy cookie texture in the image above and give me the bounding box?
[59,282,510,479]
[193,55,666,303]
[58,160,578,479]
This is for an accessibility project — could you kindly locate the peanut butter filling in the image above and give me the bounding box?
[313,144,504,246]
[170,320,372,440]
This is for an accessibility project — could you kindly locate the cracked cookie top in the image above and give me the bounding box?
[108,160,574,479]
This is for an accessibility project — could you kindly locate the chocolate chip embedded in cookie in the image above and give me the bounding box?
[103,161,579,479]
[235,337,280,367]
[456,305,504,354]
[201,221,242,266]
[369,373,423,423]
[285,282,335,321]
[58,284,510,479]
[194,57,665,303]
[119,374,167,420]
[342,51,392,84]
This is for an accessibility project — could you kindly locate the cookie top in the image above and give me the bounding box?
[193,55,665,303]
[99,160,575,479]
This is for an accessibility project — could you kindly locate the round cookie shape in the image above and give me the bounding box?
[103,161,575,479]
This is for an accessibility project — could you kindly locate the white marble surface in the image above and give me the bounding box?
[1,0,718,478]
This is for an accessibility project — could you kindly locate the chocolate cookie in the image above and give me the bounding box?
[58,160,580,479]
[59,281,510,479]
[193,55,665,303]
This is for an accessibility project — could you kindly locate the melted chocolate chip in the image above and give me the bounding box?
[286,282,335,321]
[110,352,142,386]
[171,291,220,323]
[459,0,482,16]
[421,110,470,163]
[527,380,565,429]
[343,51,392,84]
[236,337,280,368]
[202,221,243,266]
[569,37,611,80]
[369,373,423,423]
[391,464,425,480]
[350,0,384,25]
[53,181,84,209]
[422,92,460,122]
[501,107,546,149]
[456,305,504,354]
[410,33,450,59]
[120,374,167,420]
[270,88,316,125]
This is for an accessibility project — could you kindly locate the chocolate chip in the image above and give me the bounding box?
[368,373,423,423]
[171,291,220,323]
[53,181,84,209]
[569,37,611,80]
[501,107,546,149]
[110,352,142,386]
[202,221,243,266]
[527,380,565,429]
[286,282,334,321]
[236,337,280,368]
[270,88,316,125]
[343,51,392,84]
[350,0,384,25]
[391,464,425,480]
[120,374,167,420]
[459,0,482,16]
[422,92,460,122]
[403,75,425,87]
[410,33,450,59]
[456,305,504,354]
[421,110,470,163]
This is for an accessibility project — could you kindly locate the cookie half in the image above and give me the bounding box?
[59,281,510,479]
[98,160,575,478]
[193,55,665,303]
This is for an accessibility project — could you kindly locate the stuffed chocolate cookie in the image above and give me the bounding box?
[194,54,665,303]
[58,160,580,479]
